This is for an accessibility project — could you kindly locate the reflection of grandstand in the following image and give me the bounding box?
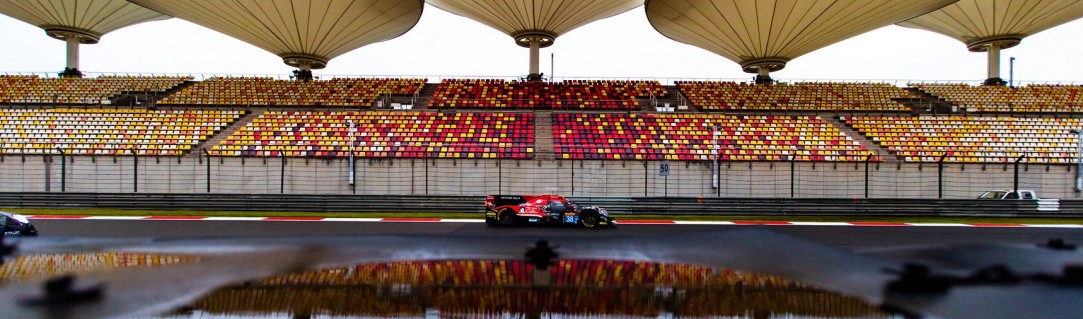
[257,260,798,288]
[187,286,889,318]
[0,252,197,283]
[180,259,886,318]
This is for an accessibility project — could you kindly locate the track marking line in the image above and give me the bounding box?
[321,218,384,222]
[1020,224,1083,228]
[83,216,147,220]
[673,221,737,225]
[381,217,441,222]
[619,220,676,224]
[732,221,793,225]
[789,222,852,226]
[438,219,485,223]
[28,215,91,219]
[849,222,911,227]
[143,216,208,220]
[203,217,266,221]
[968,223,1025,227]
[264,217,325,221]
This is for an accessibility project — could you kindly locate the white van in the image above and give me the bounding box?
[977,190,1039,200]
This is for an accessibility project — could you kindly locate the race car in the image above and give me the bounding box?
[1,211,38,237]
[485,194,616,228]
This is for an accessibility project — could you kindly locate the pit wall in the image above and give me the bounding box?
[0,156,1077,199]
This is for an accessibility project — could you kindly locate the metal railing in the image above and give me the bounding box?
[0,155,1079,200]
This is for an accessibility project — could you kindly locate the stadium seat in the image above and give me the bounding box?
[552,113,876,162]
[0,75,190,104]
[429,79,665,110]
[841,115,1082,163]
[0,108,243,155]
[158,77,426,107]
[911,83,1083,113]
[212,111,534,159]
[675,81,913,111]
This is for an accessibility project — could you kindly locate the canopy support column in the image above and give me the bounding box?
[984,43,1005,86]
[528,38,542,81]
[755,66,772,85]
[60,36,83,78]
[294,60,313,82]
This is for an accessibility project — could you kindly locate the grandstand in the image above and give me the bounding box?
[1,1,1081,199]
[430,79,666,110]
[554,113,876,161]
[212,110,534,158]
[676,81,916,112]
[0,75,191,104]
[0,108,243,155]
[2,75,1083,198]
[912,83,1083,113]
[158,77,426,107]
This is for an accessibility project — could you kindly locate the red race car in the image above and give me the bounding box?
[485,194,616,228]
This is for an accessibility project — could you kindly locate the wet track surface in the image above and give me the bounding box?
[29,219,1083,251]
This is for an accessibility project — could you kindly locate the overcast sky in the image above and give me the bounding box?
[1,4,1081,84]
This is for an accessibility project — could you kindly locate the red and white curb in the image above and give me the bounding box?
[24,215,1083,228]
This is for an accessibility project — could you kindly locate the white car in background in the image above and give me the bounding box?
[1,211,38,236]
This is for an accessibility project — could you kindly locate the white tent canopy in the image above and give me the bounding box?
[129,0,424,70]
[899,0,1083,83]
[0,0,170,74]
[646,0,957,81]
[428,0,643,79]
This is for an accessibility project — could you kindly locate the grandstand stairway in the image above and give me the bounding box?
[902,88,956,114]
[640,85,686,112]
[98,81,197,108]
[184,108,264,158]
[414,83,440,110]
[534,111,555,159]
[823,116,898,163]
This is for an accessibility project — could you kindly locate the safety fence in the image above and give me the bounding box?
[0,155,1080,199]
[0,193,1077,217]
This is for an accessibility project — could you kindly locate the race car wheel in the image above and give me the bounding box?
[497,209,517,227]
[20,224,38,236]
[579,211,600,228]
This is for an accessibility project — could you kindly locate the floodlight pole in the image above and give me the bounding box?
[1073,129,1082,192]
[704,122,720,189]
[348,120,356,189]
[55,147,65,192]
[1009,57,1016,87]
[202,148,211,193]
[1014,155,1026,194]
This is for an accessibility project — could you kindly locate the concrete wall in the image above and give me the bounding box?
[1,155,1079,199]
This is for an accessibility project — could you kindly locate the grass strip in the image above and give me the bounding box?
[5,208,1082,225]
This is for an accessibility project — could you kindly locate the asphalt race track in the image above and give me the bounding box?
[27,218,1083,251]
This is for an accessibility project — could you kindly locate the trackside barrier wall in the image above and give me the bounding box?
[0,156,1079,199]
[0,193,1077,217]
